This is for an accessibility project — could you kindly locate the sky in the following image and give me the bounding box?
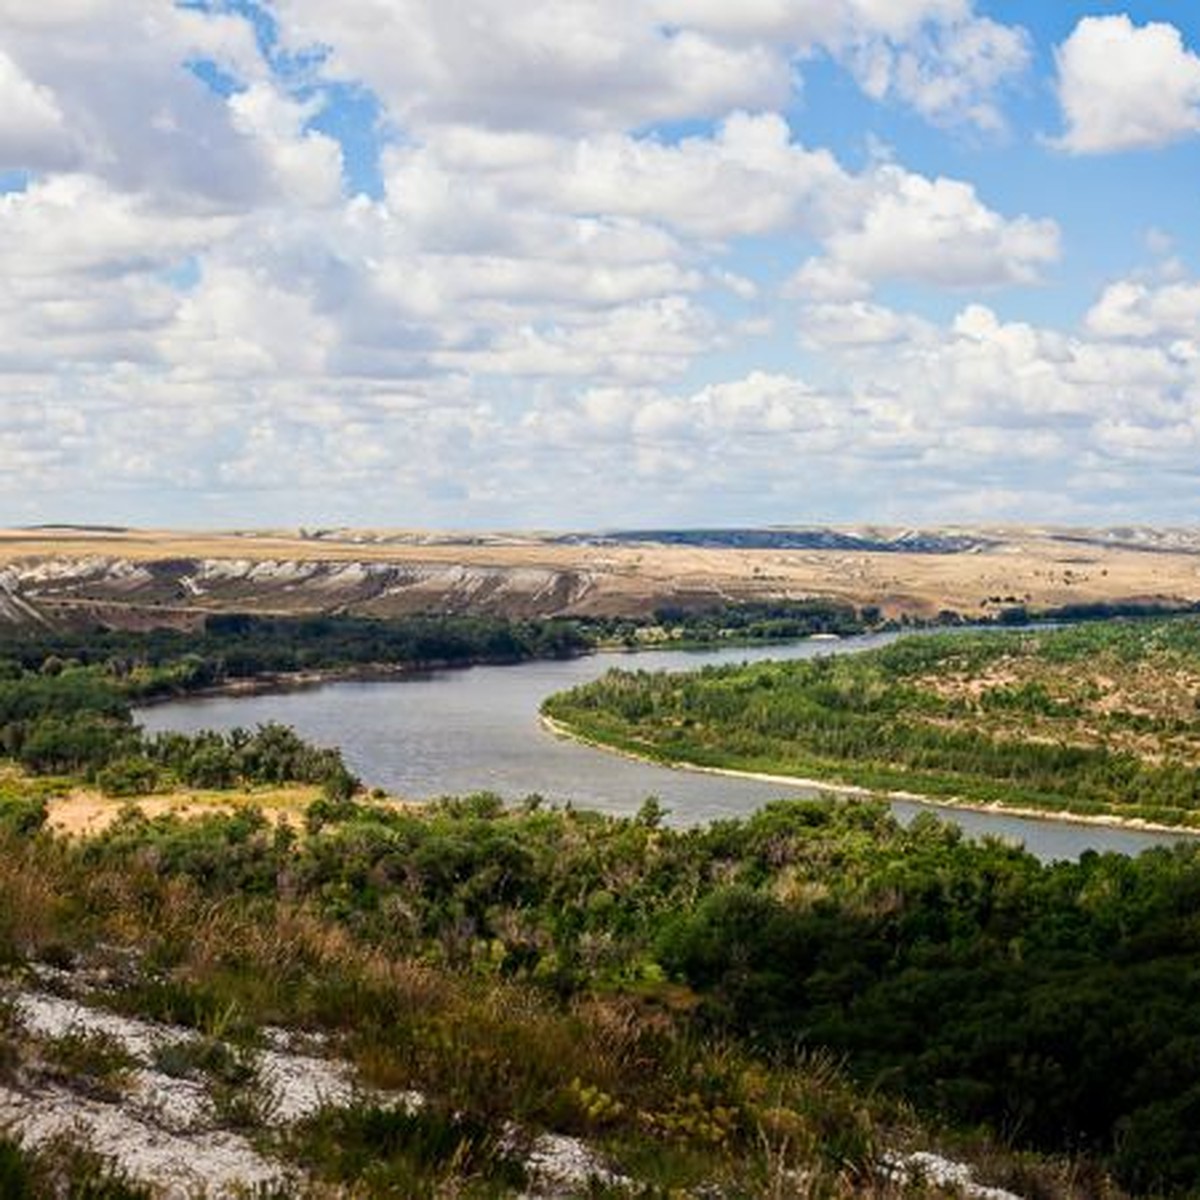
[2,1,1200,530]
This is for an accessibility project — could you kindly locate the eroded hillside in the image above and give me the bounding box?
[0,525,1197,630]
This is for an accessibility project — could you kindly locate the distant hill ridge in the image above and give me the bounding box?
[1,524,1199,631]
[559,528,991,553]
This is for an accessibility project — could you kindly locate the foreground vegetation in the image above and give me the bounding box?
[0,790,1159,1196]
[545,617,1200,829]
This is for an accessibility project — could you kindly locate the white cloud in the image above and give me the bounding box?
[274,0,790,134]
[1086,279,1200,342]
[0,48,73,170]
[0,1,1192,527]
[793,167,1059,294]
[0,2,329,209]
[541,113,845,241]
[419,112,846,242]
[849,15,1030,131]
[783,259,871,303]
[0,174,222,279]
[507,286,1200,521]
[386,113,1057,300]
[0,173,230,374]
[1054,15,1200,154]
[653,0,969,45]
[800,301,934,349]
[273,0,1027,136]
[658,0,1029,130]
[161,262,336,381]
[228,84,345,209]
[437,296,715,382]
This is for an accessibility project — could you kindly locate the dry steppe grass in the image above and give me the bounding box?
[2,524,1198,618]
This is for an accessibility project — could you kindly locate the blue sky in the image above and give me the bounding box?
[2,2,1199,529]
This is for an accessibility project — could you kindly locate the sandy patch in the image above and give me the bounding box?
[45,787,315,838]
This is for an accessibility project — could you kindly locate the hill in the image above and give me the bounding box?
[0,525,1197,631]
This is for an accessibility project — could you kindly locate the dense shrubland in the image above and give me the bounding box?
[0,659,356,799]
[0,791,1169,1195]
[0,613,595,698]
[545,617,1200,827]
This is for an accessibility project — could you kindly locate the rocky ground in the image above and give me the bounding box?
[1,961,633,1198]
[1,962,1027,1198]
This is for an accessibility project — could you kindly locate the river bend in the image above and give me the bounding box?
[136,633,1188,862]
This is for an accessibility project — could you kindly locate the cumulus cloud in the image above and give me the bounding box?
[405,112,847,244]
[0,49,73,170]
[848,14,1030,130]
[385,112,1059,302]
[659,0,1030,130]
[273,0,1028,135]
[1054,15,1200,154]
[0,1,1190,526]
[652,0,969,45]
[228,84,345,209]
[506,298,1200,524]
[799,301,934,349]
[1086,279,1200,342]
[274,0,790,134]
[790,167,1059,295]
[0,3,290,206]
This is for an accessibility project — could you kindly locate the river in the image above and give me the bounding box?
[134,632,1191,862]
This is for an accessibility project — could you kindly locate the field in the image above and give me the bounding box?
[0,524,1198,626]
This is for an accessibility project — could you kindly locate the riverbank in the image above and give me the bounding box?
[540,714,1200,838]
[130,631,865,707]
[131,656,539,706]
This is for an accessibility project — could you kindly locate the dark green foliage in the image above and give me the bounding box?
[29,788,1200,1192]
[145,722,357,793]
[7,615,1200,1193]
[651,599,866,642]
[151,1035,255,1086]
[545,617,1200,824]
[0,794,47,836]
[85,805,285,896]
[40,1027,136,1100]
[0,653,358,794]
[0,613,595,700]
[0,607,869,697]
[95,756,161,796]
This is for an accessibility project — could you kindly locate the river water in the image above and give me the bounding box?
[135,632,1191,862]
